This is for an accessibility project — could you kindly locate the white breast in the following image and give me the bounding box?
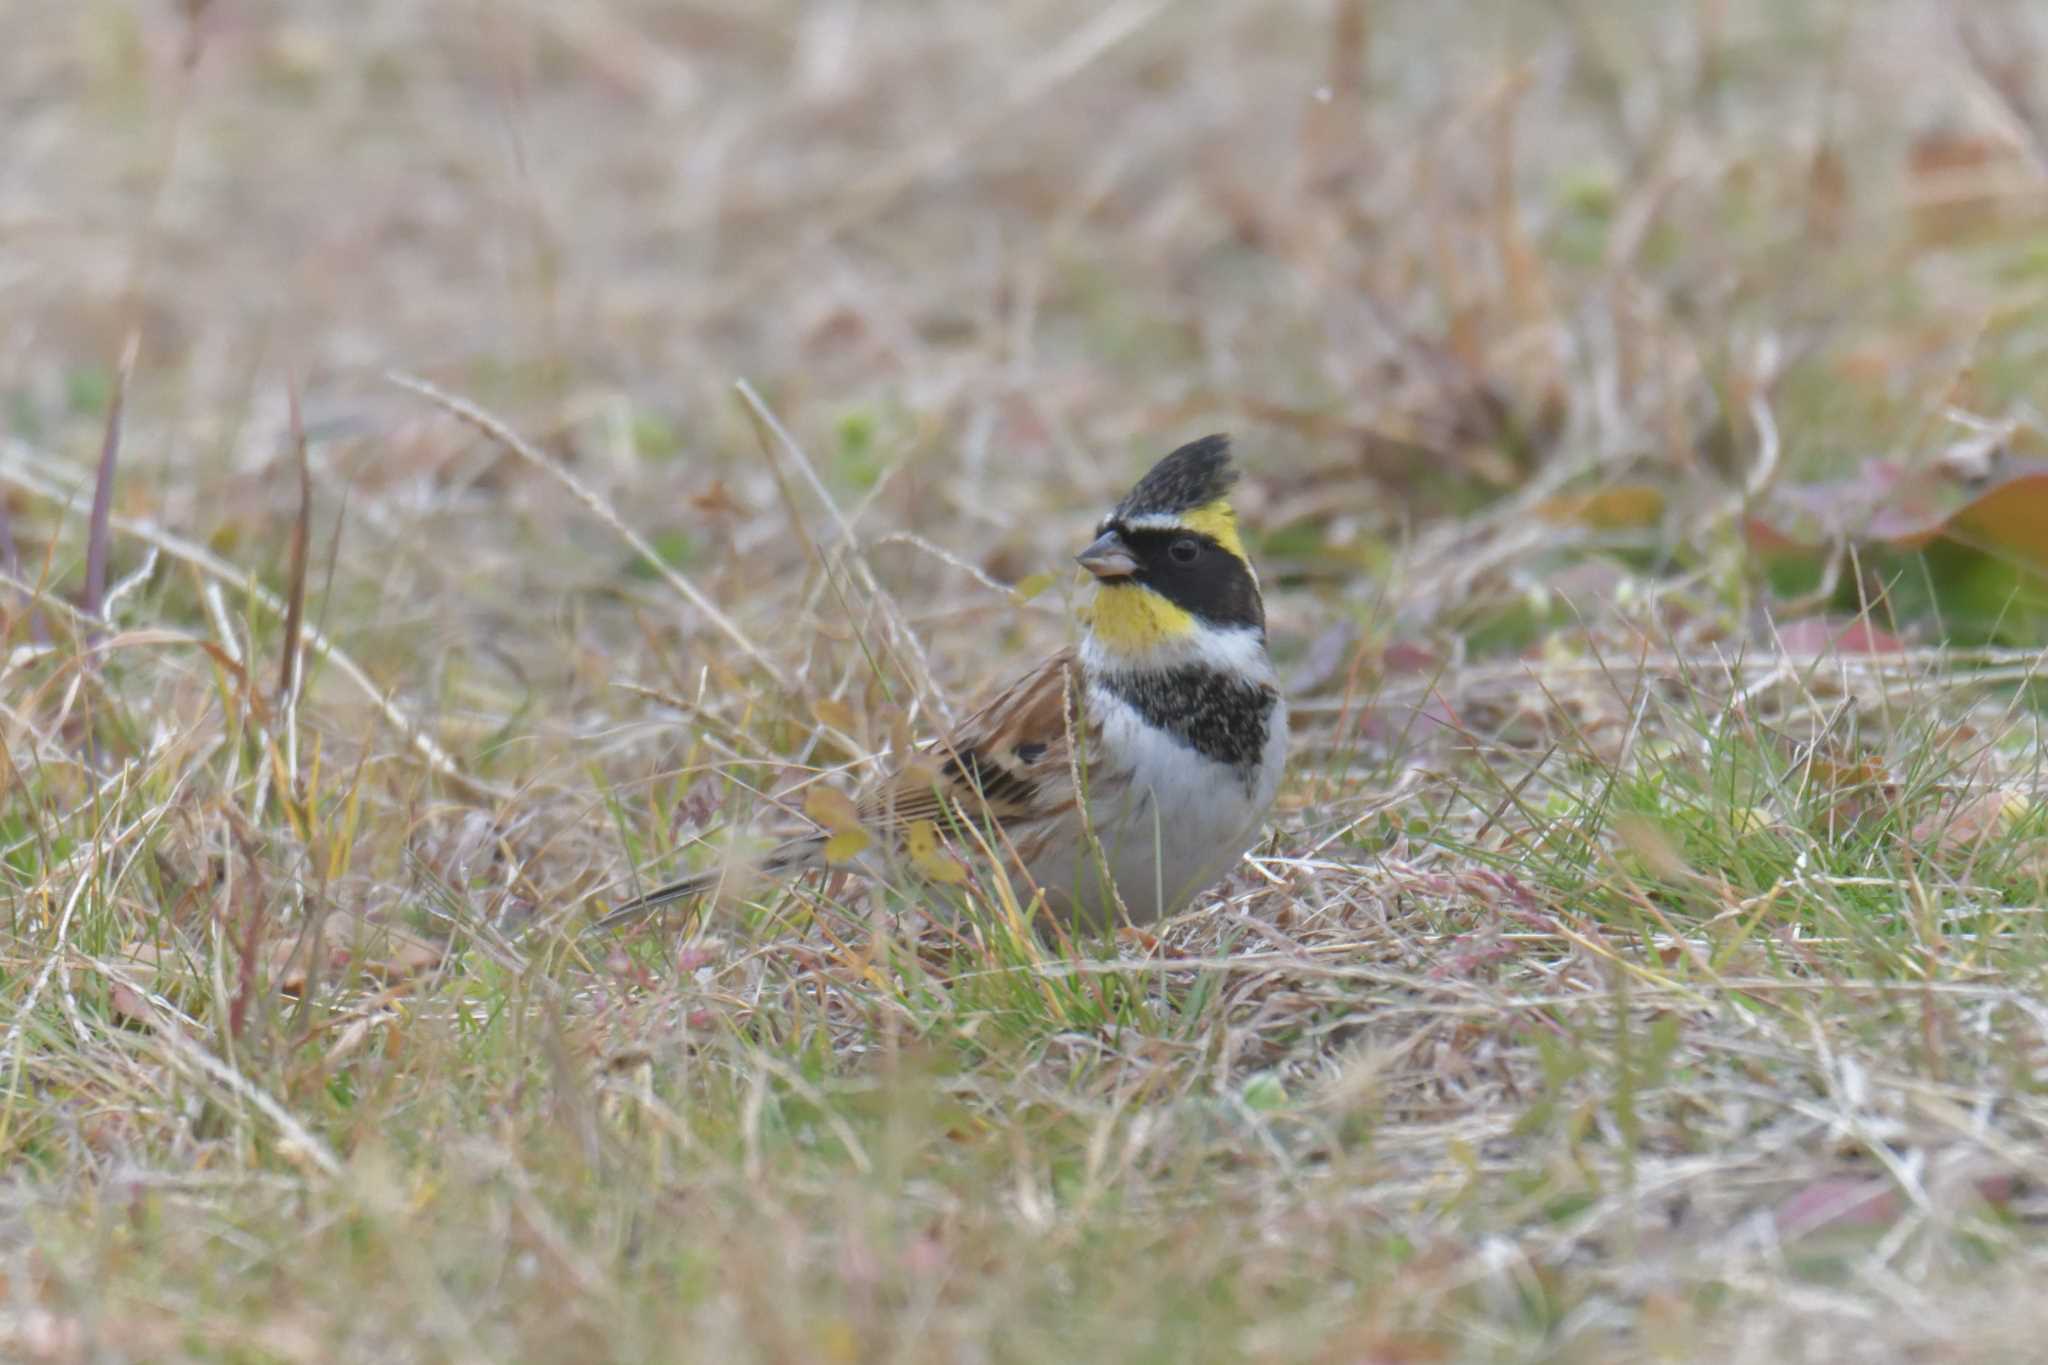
[1024,684,1288,927]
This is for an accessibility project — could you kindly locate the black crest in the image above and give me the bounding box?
[1114,435,1236,520]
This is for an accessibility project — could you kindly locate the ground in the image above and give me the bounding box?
[6,2,2048,1361]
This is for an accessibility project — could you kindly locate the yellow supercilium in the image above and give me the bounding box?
[1177,499,1245,561]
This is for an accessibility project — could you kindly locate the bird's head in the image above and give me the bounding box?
[1075,435,1265,666]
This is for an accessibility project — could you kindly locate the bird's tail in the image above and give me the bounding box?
[585,834,828,935]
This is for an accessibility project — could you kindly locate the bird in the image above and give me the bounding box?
[590,434,1288,935]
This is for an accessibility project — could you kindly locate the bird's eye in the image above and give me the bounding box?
[1168,538,1201,564]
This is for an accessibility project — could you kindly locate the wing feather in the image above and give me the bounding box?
[595,648,1099,929]
[857,647,1084,837]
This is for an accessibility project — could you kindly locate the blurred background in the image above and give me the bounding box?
[5,0,2048,893]
[12,5,2048,1359]
[11,1,2048,729]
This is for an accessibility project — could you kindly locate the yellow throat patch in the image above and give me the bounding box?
[1081,497,1245,655]
[1083,582,1195,654]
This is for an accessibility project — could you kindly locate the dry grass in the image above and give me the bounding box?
[6,2,2048,1361]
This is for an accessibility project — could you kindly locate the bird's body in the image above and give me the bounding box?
[1031,643,1288,923]
[594,434,1286,934]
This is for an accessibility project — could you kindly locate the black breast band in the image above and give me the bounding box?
[1097,666,1277,776]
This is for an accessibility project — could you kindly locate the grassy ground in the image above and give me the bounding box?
[7,2,2048,1360]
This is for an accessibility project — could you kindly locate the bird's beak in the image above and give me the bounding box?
[1076,529,1139,580]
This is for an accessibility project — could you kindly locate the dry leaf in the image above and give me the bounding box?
[1870,465,2048,564]
[1009,571,1057,604]
[804,786,862,834]
[1776,617,1904,656]
[906,820,968,884]
[811,697,860,736]
[1534,485,1665,530]
[1775,1176,1898,1236]
[272,918,445,994]
[108,980,155,1026]
[823,828,872,863]
[103,916,445,1024]
[1912,789,2032,856]
[1728,806,1776,837]
[689,478,743,518]
[1613,814,1691,882]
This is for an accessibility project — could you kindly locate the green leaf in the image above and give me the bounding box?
[625,529,698,580]
[1240,1073,1288,1113]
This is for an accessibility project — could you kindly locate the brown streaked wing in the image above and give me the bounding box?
[857,647,1085,837]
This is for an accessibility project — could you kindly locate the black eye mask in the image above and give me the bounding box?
[1107,526,1264,636]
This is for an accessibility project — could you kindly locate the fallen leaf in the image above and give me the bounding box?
[1754,459,1913,547]
[689,479,743,518]
[823,828,872,863]
[1869,464,2048,565]
[1912,788,2032,856]
[1944,470,2048,567]
[1743,514,1817,555]
[1613,814,1692,882]
[804,786,862,834]
[1009,571,1057,604]
[103,916,446,1021]
[1535,484,1665,530]
[811,697,859,735]
[1728,805,1777,837]
[1354,688,1462,744]
[672,775,723,831]
[1796,746,1897,829]
[1775,617,1904,656]
[272,919,444,994]
[108,980,155,1026]
[1380,640,1442,675]
[1774,1176,1898,1235]
[905,819,967,884]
